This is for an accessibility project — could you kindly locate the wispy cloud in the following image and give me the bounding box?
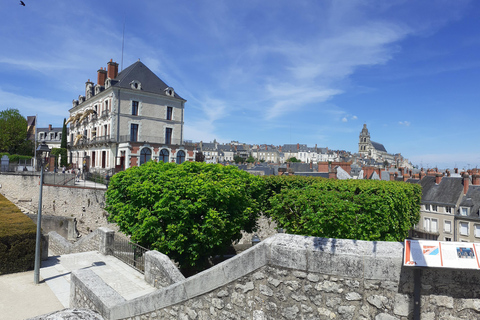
[399,121,411,126]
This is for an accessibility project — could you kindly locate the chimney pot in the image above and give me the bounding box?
[435,173,443,185]
[463,173,470,195]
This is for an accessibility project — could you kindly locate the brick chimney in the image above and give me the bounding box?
[435,173,443,185]
[399,167,404,176]
[107,59,119,79]
[297,143,299,150]
[329,167,337,180]
[463,173,470,195]
[390,172,395,181]
[472,174,480,186]
[446,170,451,177]
[318,162,328,173]
[48,124,52,131]
[97,67,107,86]
[454,168,458,174]
[419,170,425,180]
[403,174,410,182]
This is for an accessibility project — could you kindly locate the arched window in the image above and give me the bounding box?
[140,148,152,165]
[159,149,169,163]
[176,150,185,164]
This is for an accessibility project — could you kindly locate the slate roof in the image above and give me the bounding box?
[294,172,329,178]
[458,185,480,220]
[113,61,185,100]
[371,141,387,153]
[420,176,464,206]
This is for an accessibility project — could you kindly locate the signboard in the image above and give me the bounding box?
[404,239,480,269]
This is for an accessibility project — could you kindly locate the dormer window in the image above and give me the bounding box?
[130,80,142,90]
[165,87,175,97]
[460,207,469,216]
[105,79,112,89]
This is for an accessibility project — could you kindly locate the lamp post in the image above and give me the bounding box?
[34,142,50,284]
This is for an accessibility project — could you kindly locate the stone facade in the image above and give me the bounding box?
[70,234,480,320]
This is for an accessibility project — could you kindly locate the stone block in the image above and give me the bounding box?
[183,263,227,298]
[307,250,363,278]
[223,239,269,281]
[363,257,402,281]
[144,250,185,288]
[269,234,308,270]
[97,227,114,255]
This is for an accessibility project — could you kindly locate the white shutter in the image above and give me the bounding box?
[475,225,480,238]
[424,218,430,232]
[460,222,468,236]
[444,221,451,233]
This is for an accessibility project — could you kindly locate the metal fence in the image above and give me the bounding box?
[113,236,148,273]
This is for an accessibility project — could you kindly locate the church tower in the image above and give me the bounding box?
[358,124,370,155]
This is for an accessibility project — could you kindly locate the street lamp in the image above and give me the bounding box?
[251,234,261,246]
[34,142,50,284]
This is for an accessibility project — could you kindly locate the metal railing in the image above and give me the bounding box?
[113,236,148,273]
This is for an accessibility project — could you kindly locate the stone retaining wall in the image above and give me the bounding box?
[71,234,480,320]
[48,228,114,255]
[0,172,118,235]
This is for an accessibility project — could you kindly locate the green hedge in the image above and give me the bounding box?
[106,161,265,273]
[0,194,37,274]
[267,179,421,242]
[0,152,32,163]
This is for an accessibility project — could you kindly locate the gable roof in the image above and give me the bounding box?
[421,176,464,206]
[113,61,185,100]
[371,141,387,153]
[459,185,480,220]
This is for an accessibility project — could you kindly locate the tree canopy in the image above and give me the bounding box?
[105,161,265,273]
[0,109,31,155]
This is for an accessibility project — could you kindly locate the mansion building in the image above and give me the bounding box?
[67,59,194,172]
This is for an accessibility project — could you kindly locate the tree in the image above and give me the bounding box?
[105,161,265,274]
[246,155,255,163]
[195,151,205,162]
[0,109,29,155]
[60,118,68,166]
[287,157,301,163]
[234,155,244,164]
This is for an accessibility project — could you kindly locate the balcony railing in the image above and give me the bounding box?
[70,135,183,147]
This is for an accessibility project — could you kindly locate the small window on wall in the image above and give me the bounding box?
[460,222,469,236]
[176,150,185,164]
[167,106,173,120]
[425,204,431,211]
[132,101,139,116]
[444,220,452,233]
[140,148,152,165]
[424,218,431,232]
[165,128,172,144]
[446,207,452,214]
[432,205,437,212]
[475,225,480,238]
[159,149,169,163]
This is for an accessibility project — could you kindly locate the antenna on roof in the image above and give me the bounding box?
[121,16,126,71]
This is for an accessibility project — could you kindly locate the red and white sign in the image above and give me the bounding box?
[404,239,480,269]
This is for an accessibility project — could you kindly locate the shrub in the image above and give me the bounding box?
[105,161,265,273]
[267,179,421,242]
[0,194,37,274]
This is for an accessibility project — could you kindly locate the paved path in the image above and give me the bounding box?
[0,251,156,319]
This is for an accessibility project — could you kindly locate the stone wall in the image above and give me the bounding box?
[70,234,480,320]
[49,229,100,255]
[0,172,118,235]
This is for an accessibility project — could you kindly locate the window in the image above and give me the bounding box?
[446,207,452,214]
[445,237,452,241]
[432,205,437,212]
[140,148,152,165]
[105,100,109,111]
[424,218,431,232]
[425,204,431,211]
[167,106,173,120]
[159,149,169,163]
[132,101,139,115]
[460,222,469,236]
[130,124,138,142]
[461,207,468,216]
[431,219,438,233]
[444,220,452,233]
[475,225,480,238]
[165,128,172,144]
[176,150,185,164]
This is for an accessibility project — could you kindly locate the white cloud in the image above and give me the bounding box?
[399,121,411,126]
[352,115,358,120]
[342,117,348,122]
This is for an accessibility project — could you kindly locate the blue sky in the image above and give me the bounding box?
[1,0,479,169]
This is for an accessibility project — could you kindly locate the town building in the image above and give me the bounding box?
[358,124,395,164]
[67,59,194,172]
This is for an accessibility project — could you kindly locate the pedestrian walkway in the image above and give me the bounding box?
[0,251,156,320]
[40,251,156,307]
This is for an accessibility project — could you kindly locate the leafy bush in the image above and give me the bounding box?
[105,161,265,273]
[0,194,37,274]
[267,179,421,242]
[0,152,32,163]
